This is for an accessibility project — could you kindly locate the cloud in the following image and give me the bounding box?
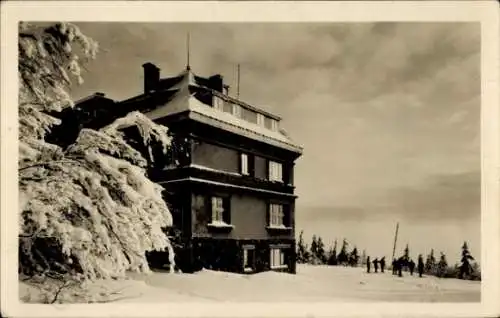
[63,21,481,264]
[298,170,480,224]
[379,170,481,222]
[70,22,480,216]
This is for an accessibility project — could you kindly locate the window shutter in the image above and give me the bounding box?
[266,201,270,226]
[249,154,255,177]
[208,196,215,222]
[284,204,291,227]
[283,164,290,185]
[288,164,294,186]
[238,152,242,174]
[266,159,270,180]
[223,197,231,224]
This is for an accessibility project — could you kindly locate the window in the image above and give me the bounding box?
[271,119,279,132]
[257,113,265,127]
[232,104,242,118]
[242,108,258,124]
[269,203,284,227]
[268,161,283,182]
[211,197,225,223]
[223,100,233,113]
[243,246,255,272]
[213,95,224,111]
[270,248,286,269]
[208,196,232,230]
[240,153,249,175]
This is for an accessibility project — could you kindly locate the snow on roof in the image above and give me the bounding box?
[144,69,303,154]
[168,69,201,91]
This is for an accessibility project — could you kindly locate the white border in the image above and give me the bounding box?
[1,1,499,317]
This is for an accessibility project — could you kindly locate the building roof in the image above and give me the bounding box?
[142,68,303,154]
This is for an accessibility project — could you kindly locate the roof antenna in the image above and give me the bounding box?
[186,32,191,70]
[237,63,240,99]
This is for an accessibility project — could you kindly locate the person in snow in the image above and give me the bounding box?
[380,257,386,273]
[366,256,371,273]
[417,254,425,278]
[409,259,415,276]
[397,258,403,277]
[373,258,379,273]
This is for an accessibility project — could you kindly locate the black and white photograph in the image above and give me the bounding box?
[1,2,499,318]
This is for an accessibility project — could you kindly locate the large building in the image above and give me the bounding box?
[51,62,303,274]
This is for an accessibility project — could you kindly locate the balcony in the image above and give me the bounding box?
[211,91,281,133]
[155,164,296,196]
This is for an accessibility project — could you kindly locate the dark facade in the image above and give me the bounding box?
[54,62,303,274]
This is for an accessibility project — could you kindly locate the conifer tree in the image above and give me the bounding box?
[310,235,318,263]
[296,230,309,264]
[337,238,349,265]
[425,249,436,274]
[349,246,359,267]
[471,262,481,281]
[459,241,475,279]
[403,244,410,261]
[328,239,338,265]
[400,244,410,271]
[436,252,448,278]
[316,236,327,264]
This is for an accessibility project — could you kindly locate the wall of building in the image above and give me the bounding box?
[191,140,240,173]
[191,139,294,186]
[190,237,296,274]
[191,192,294,240]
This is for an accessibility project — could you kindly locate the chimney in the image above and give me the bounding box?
[208,74,224,93]
[142,62,160,93]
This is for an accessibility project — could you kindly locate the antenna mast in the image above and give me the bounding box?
[237,64,241,99]
[186,32,191,70]
[392,222,399,260]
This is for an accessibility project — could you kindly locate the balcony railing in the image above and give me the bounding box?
[211,90,280,133]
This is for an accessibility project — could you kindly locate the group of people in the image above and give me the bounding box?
[366,256,386,273]
[366,254,426,278]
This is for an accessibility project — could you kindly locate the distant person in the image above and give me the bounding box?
[409,259,415,276]
[373,258,379,273]
[380,257,386,273]
[417,254,424,278]
[392,259,397,275]
[366,256,371,273]
[397,258,403,277]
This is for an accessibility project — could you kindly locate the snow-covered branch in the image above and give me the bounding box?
[18,22,177,289]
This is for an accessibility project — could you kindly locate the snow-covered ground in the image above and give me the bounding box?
[20,264,480,303]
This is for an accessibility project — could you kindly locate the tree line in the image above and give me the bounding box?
[296,231,362,267]
[295,231,481,281]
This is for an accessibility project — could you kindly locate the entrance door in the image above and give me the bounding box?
[242,245,255,273]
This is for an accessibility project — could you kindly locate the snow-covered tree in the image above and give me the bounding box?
[349,246,359,267]
[327,239,338,266]
[18,22,176,285]
[403,244,410,261]
[425,249,436,273]
[310,235,318,263]
[296,230,310,264]
[361,249,367,266]
[471,262,481,281]
[459,241,475,279]
[18,22,97,156]
[337,238,349,266]
[436,252,448,278]
[315,236,327,264]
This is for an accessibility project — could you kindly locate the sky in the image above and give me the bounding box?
[71,22,481,264]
